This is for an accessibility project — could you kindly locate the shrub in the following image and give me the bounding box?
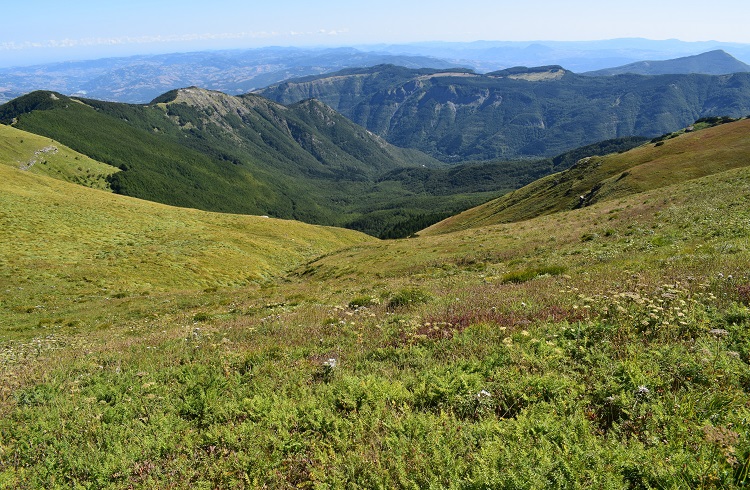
[387,288,431,309]
[501,265,567,284]
[193,312,211,322]
[348,295,379,309]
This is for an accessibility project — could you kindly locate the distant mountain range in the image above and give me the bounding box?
[258,65,750,160]
[583,50,750,76]
[0,47,460,104]
[3,39,750,104]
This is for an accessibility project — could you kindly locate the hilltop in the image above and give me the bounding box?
[258,65,750,160]
[583,50,750,76]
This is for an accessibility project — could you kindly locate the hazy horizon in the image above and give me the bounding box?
[2,0,749,67]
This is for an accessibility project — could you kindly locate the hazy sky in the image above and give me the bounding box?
[2,0,749,66]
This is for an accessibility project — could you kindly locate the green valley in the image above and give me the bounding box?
[0,89,645,238]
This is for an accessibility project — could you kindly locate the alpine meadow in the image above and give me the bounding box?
[2,32,750,489]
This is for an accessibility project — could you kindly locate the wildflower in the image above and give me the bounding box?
[477,390,491,398]
[323,358,337,369]
[635,385,650,397]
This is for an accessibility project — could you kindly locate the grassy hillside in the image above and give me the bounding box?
[423,117,750,235]
[0,164,373,340]
[0,124,118,190]
[3,105,750,487]
[2,136,750,487]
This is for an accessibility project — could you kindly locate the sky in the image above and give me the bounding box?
[2,0,749,67]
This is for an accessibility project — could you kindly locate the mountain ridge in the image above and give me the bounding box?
[6,39,750,102]
[258,65,750,160]
[583,49,750,76]
[0,88,510,237]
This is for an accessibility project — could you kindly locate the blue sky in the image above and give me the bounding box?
[2,0,749,66]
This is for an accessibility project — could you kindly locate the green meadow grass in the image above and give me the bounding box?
[0,124,118,191]
[2,124,750,488]
[0,164,372,341]
[424,118,750,235]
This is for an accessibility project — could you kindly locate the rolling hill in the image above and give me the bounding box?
[421,117,750,234]
[258,65,750,160]
[583,50,750,76]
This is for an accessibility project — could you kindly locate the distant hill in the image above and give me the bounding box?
[0,47,461,104]
[421,117,750,235]
[258,65,750,161]
[357,38,750,73]
[583,50,750,76]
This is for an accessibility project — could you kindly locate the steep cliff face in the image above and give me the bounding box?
[259,65,750,161]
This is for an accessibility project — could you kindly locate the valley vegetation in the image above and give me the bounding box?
[0,89,644,238]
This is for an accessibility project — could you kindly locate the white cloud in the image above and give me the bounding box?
[0,30,330,51]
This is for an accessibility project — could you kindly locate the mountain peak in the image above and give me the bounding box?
[0,90,70,123]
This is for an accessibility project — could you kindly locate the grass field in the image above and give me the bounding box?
[0,162,372,342]
[1,122,750,488]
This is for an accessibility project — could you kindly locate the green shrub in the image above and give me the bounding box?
[501,265,567,284]
[387,288,431,309]
[348,295,379,309]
